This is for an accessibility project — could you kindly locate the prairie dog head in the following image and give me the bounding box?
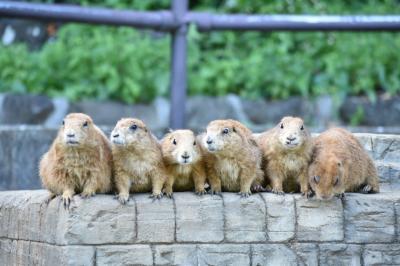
[276,116,310,150]
[161,130,201,165]
[59,113,95,147]
[308,153,344,200]
[203,119,251,154]
[110,118,149,148]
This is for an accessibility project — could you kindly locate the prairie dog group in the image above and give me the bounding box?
[40,113,379,204]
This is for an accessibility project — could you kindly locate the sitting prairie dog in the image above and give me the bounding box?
[111,118,166,204]
[40,113,112,209]
[201,119,264,197]
[256,116,312,197]
[160,130,207,197]
[309,127,379,200]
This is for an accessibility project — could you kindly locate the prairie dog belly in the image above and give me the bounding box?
[173,165,195,191]
[127,159,153,193]
[217,158,241,192]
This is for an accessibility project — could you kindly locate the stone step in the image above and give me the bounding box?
[376,161,400,192]
[1,190,400,265]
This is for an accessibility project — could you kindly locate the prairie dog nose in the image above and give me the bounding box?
[67,133,75,138]
[206,137,213,145]
[181,153,190,159]
[287,136,296,142]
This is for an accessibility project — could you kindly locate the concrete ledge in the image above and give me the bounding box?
[1,190,400,265]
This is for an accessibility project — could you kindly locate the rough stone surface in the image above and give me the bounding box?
[375,161,400,191]
[62,195,136,244]
[175,193,224,243]
[223,193,267,242]
[291,243,318,266]
[153,245,198,266]
[1,190,400,265]
[96,245,153,266]
[356,133,400,163]
[319,244,362,266]
[262,193,295,242]
[0,93,54,124]
[0,239,95,266]
[340,95,400,126]
[252,244,298,266]
[363,244,400,266]
[296,196,344,241]
[344,193,396,243]
[135,193,175,243]
[197,244,250,266]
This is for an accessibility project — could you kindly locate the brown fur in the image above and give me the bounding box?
[110,118,166,204]
[201,119,264,197]
[161,130,207,197]
[257,116,312,196]
[40,113,112,208]
[309,127,379,200]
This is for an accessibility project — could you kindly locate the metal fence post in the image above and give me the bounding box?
[169,0,188,129]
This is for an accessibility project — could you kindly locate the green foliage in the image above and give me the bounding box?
[0,0,399,103]
[350,106,365,126]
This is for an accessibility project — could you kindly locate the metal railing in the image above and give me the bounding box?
[1,0,400,128]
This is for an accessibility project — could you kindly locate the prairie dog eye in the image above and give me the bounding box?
[222,128,229,134]
[193,141,196,146]
[280,123,284,129]
[300,125,304,130]
[62,120,65,126]
[129,124,137,131]
[83,121,88,127]
[173,139,177,145]
[313,175,320,183]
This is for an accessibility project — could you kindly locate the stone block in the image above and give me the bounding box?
[363,244,400,266]
[261,193,295,242]
[96,245,153,266]
[344,193,396,243]
[197,244,250,266]
[296,196,343,241]
[135,193,175,243]
[175,193,224,243]
[319,244,362,266]
[153,244,197,266]
[223,193,266,242]
[251,244,297,266]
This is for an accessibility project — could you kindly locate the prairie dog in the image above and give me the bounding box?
[256,116,312,196]
[309,127,379,200]
[161,129,207,197]
[202,119,263,197]
[40,113,112,208]
[111,118,166,204]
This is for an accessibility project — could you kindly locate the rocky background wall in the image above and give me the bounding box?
[0,133,399,265]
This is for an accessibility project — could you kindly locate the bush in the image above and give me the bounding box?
[0,0,399,103]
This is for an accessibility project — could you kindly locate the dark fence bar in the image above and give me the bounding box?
[169,0,188,129]
[189,13,400,31]
[0,1,176,30]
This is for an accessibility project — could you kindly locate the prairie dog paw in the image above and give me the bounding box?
[80,191,96,198]
[271,188,284,195]
[116,193,130,204]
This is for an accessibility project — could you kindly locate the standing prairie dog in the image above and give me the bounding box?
[160,130,207,197]
[256,116,313,197]
[309,128,379,200]
[110,118,166,204]
[40,113,112,209]
[202,119,264,197]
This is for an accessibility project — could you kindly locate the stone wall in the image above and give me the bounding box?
[0,190,399,265]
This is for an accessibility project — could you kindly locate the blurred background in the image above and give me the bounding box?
[0,0,399,190]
